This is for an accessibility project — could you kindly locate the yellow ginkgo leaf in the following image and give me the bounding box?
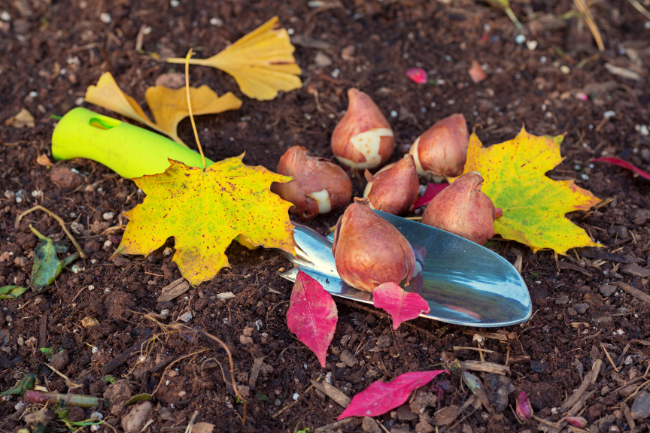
[167,17,302,101]
[145,85,242,145]
[85,72,242,147]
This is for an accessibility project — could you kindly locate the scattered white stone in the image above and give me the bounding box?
[163,247,173,256]
[526,40,538,51]
[75,97,84,106]
[4,191,14,199]
[640,125,649,136]
[210,17,223,26]
[178,311,193,322]
[31,190,42,198]
[92,346,99,354]
[604,111,616,119]
[90,412,103,420]
[170,0,179,6]
[331,68,340,78]
[293,393,299,401]
[515,34,526,44]
[217,292,235,300]
[390,110,397,118]
[104,240,113,248]
[1,11,10,21]
[560,65,570,75]
[103,212,114,220]
[88,285,95,291]
[99,13,111,23]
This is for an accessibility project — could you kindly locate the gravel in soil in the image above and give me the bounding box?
[1,0,650,432]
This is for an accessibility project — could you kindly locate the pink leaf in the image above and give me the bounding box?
[287,271,338,368]
[372,282,430,330]
[406,68,427,84]
[592,157,650,180]
[414,183,449,208]
[338,370,447,420]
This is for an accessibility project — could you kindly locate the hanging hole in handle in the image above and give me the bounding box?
[89,117,121,130]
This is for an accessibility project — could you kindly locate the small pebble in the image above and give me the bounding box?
[210,17,223,26]
[103,212,114,220]
[600,284,616,297]
[331,69,340,78]
[603,111,616,119]
[390,110,397,118]
[178,311,193,322]
[170,0,179,6]
[515,34,526,44]
[555,295,569,305]
[99,13,111,23]
[530,360,546,373]
[526,40,538,51]
[293,393,299,401]
[560,65,570,75]
[574,303,589,314]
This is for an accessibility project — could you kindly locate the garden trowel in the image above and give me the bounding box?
[280,212,532,327]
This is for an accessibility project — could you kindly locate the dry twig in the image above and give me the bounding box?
[15,205,86,259]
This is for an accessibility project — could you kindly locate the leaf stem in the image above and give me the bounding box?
[184,49,207,171]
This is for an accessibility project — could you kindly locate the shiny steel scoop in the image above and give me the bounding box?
[280,210,531,327]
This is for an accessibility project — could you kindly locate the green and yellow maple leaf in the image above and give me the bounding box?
[115,156,295,285]
[457,127,600,254]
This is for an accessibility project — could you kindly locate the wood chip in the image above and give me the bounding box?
[622,264,650,279]
[310,380,351,408]
[557,261,593,277]
[615,282,650,304]
[605,63,642,81]
[561,359,602,412]
[459,360,510,375]
[157,278,189,302]
[580,247,642,264]
[248,357,265,390]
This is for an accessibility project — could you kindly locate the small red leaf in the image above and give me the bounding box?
[338,370,447,420]
[287,271,338,368]
[372,282,430,330]
[406,68,427,84]
[592,157,650,180]
[414,183,449,208]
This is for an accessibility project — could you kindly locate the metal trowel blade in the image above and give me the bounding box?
[280,210,532,327]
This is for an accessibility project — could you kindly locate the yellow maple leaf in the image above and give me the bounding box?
[167,17,302,101]
[116,156,295,285]
[457,127,600,254]
[85,72,242,146]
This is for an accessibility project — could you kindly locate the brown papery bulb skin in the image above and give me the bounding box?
[331,88,395,170]
[409,114,469,182]
[332,198,416,292]
[421,172,496,245]
[273,146,352,221]
[363,154,420,216]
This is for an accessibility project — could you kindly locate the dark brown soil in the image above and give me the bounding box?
[1,0,650,432]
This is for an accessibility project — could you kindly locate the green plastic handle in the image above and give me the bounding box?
[51,108,213,178]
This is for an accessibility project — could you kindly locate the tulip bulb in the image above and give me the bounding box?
[409,114,469,182]
[331,88,394,170]
[363,154,420,216]
[332,198,416,292]
[421,172,497,245]
[273,146,352,221]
